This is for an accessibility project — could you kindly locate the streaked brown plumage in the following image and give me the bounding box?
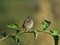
[22,16,33,30]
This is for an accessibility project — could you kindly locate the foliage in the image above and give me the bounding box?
[0,19,60,45]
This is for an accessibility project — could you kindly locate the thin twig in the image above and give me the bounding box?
[0,36,9,42]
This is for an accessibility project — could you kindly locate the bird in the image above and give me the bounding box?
[21,16,33,31]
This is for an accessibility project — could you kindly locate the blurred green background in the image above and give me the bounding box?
[0,0,60,45]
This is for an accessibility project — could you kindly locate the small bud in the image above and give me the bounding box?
[50,29,58,36]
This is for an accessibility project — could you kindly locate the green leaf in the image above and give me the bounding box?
[40,20,51,30]
[16,38,20,45]
[50,29,58,36]
[53,35,59,45]
[11,34,16,41]
[50,29,59,45]
[33,30,38,39]
[7,23,19,30]
[11,34,20,45]
[2,32,7,37]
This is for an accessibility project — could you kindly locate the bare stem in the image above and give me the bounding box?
[0,36,9,42]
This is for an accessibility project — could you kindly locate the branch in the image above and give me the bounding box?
[0,30,51,42]
[0,36,9,42]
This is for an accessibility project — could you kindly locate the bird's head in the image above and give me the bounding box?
[28,16,32,19]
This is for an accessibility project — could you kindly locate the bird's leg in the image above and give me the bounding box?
[24,28,28,32]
